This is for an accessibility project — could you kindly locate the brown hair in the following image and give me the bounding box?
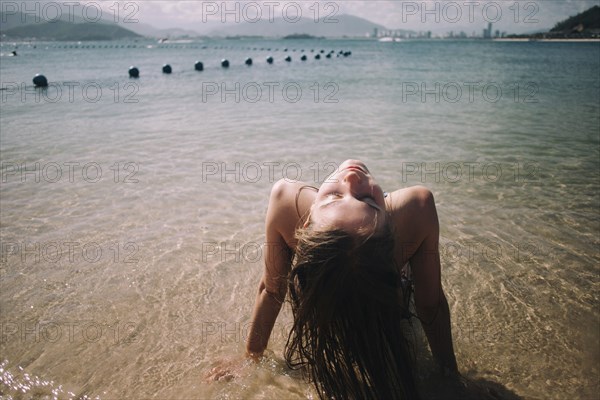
[284,221,419,399]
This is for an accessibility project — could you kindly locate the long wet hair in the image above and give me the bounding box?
[284,219,419,400]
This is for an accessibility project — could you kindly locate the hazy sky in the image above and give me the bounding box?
[23,1,600,34]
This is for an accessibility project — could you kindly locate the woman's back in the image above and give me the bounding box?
[246,160,458,399]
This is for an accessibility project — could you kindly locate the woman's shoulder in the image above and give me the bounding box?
[385,185,435,214]
[268,179,317,213]
[267,179,317,248]
[385,186,437,265]
[384,186,436,236]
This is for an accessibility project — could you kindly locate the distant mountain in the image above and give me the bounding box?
[121,22,204,39]
[0,11,393,39]
[550,5,600,32]
[206,14,387,38]
[0,11,94,31]
[0,11,184,39]
[2,20,141,40]
[0,10,142,40]
[508,5,600,39]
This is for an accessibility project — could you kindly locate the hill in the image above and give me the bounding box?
[2,20,141,40]
[206,14,387,38]
[507,5,600,39]
[550,5,600,33]
[122,23,201,39]
[0,11,199,39]
[0,10,400,39]
[0,10,96,31]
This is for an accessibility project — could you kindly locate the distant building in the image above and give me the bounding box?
[373,28,378,38]
[483,22,493,39]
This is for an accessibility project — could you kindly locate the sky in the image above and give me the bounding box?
[16,0,600,34]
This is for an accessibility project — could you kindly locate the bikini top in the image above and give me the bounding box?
[295,185,318,219]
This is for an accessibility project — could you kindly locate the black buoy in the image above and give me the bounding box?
[195,61,204,71]
[221,59,230,68]
[128,66,139,78]
[11,50,17,56]
[310,49,314,52]
[162,64,172,74]
[245,57,253,66]
[266,56,274,64]
[284,48,288,52]
[300,55,307,61]
[285,56,291,62]
[32,74,48,87]
[315,54,321,60]
[326,53,332,59]
[320,49,325,53]
[344,51,352,57]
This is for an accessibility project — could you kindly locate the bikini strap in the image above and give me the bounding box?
[295,185,318,220]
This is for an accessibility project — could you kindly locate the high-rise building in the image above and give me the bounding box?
[483,22,493,39]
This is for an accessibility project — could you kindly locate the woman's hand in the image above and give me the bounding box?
[204,355,254,382]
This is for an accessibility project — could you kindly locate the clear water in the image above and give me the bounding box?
[1,38,598,399]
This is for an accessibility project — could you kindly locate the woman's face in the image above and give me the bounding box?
[310,159,387,235]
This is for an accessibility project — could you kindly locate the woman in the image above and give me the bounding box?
[243,159,458,398]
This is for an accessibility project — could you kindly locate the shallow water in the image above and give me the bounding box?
[0,38,598,399]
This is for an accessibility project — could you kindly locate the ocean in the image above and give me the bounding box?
[0,38,598,399]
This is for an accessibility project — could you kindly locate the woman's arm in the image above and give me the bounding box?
[246,179,311,357]
[388,186,458,373]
